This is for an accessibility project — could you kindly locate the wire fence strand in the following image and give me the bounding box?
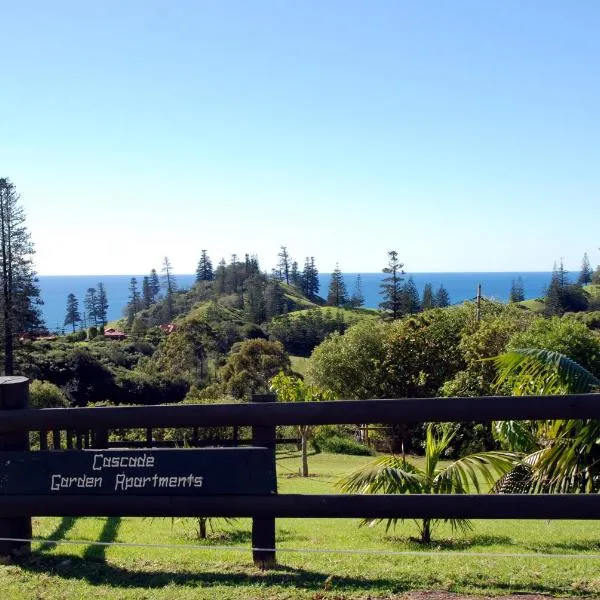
[2,537,600,560]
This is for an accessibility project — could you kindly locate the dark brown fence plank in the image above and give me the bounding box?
[1,394,599,432]
[0,494,598,519]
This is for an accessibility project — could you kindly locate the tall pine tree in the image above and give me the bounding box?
[149,269,160,302]
[127,277,141,325]
[277,246,291,284]
[349,274,365,308]
[161,257,176,320]
[326,264,348,307]
[142,276,153,309]
[421,282,434,310]
[84,287,98,326]
[509,277,525,303]
[545,260,566,316]
[379,250,405,319]
[301,257,319,299]
[0,178,44,373]
[578,252,593,285]
[196,250,214,282]
[214,259,227,295]
[434,285,450,308]
[64,293,81,332]
[96,282,109,327]
[401,276,421,314]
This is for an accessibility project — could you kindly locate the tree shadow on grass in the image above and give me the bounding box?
[17,552,574,596]
[37,517,78,552]
[382,533,514,550]
[82,517,122,562]
[523,539,600,553]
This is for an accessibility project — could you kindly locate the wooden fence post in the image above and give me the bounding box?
[0,376,32,560]
[251,393,277,569]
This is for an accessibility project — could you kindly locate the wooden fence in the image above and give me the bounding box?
[1,376,599,567]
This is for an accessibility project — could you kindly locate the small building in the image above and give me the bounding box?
[104,328,128,340]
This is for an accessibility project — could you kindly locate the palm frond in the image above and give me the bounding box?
[492,348,600,395]
[337,455,424,495]
[530,420,600,493]
[492,419,538,453]
[435,451,521,493]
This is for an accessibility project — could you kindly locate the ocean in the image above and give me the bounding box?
[36,272,555,332]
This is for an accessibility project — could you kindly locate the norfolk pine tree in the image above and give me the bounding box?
[142,276,153,309]
[326,263,348,307]
[149,269,161,302]
[578,252,593,285]
[349,274,365,307]
[379,250,405,319]
[196,250,214,282]
[128,277,141,325]
[301,257,319,299]
[162,256,176,319]
[434,285,450,308]
[277,246,291,284]
[84,287,98,326]
[401,276,421,314]
[96,282,109,327]
[509,276,525,303]
[64,293,81,332]
[421,283,434,310]
[0,178,44,374]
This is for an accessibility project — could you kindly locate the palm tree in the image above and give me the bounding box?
[491,348,600,493]
[338,424,518,543]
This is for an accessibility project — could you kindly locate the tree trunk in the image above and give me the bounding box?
[420,518,432,544]
[198,518,207,539]
[300,427,309,477]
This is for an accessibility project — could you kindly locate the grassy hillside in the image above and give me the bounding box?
[284,306,379,324]
[280,282,322,310]
[517,298,546,314]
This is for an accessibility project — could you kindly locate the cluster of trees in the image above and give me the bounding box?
[324,266,365,308]
[508,276,525,303]
[274,247,320,299]
[268,309,350,356]
[64,284,109,332]
[378,251,449,318]
[545,259,592,316]
[308,299,600,453]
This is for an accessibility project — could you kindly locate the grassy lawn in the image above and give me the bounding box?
[1,451,599,598]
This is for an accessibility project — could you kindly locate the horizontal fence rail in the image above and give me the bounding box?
[1,394,600,432]
[0,494,598,519]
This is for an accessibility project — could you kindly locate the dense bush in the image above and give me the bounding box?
[219,339,291,400]
[113,370,188,405]
[563,310,600,331]
[508,316,600,376]
[312,433,374,456]
[29,379,69,408]
[268,310,348,357]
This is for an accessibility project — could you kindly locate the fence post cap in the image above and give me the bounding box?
[0,377,29,386]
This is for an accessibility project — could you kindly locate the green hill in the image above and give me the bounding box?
[285,305,379,324]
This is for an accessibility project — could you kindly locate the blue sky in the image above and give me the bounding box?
[1,1,599,275]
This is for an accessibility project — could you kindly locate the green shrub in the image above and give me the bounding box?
[29,380,69,409]
[312,430,373,456]
[66,330,87,342]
